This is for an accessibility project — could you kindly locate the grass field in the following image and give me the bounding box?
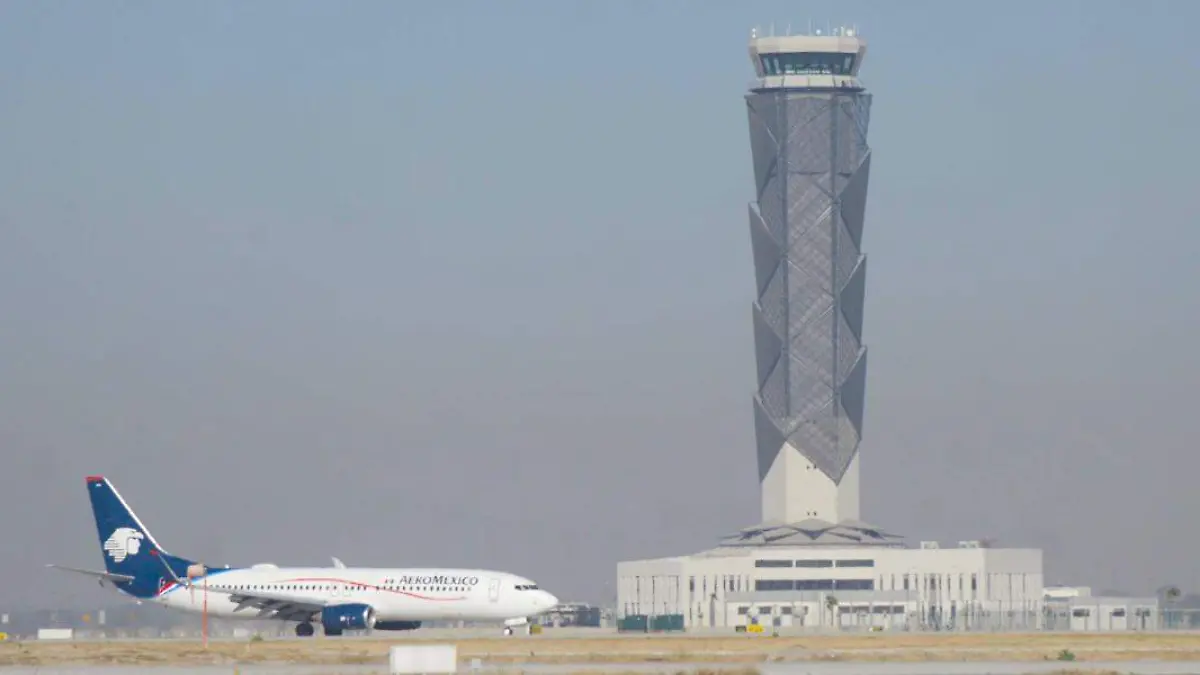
[5,632,1200,667]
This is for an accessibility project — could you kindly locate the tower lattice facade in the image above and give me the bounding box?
[746,32,872,524]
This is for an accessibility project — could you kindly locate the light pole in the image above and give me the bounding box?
[186,564,208,647]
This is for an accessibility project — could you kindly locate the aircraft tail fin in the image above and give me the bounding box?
[82,475,198,598]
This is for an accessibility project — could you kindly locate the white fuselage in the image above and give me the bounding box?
[154,565,556,623]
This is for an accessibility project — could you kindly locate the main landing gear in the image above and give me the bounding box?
[295,622,346,637]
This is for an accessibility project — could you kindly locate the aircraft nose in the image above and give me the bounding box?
[544,591,558,608]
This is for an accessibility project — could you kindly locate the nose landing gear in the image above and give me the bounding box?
[502,617,532,636]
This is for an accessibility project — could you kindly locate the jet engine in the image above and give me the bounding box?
[320,603,377,632]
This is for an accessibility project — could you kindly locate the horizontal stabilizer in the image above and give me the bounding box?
[46,563,135,584]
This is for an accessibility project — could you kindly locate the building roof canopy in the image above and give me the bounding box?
[718,518,904,548]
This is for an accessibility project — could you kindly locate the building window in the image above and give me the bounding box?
[795,579,834,590]
[755,559,793,568]
[755,579,794,591]
[794,559,833,568]
[835,579,874,591]
[737,606,749,615]
[835,559,874,568]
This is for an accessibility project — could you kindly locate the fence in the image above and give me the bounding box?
[616,605,1200,633]
[836,607,1200,632]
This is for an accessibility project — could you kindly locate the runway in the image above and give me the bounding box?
[5,663,1200,675]
[7,631,1200,673]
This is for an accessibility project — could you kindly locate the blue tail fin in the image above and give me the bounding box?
[86,475,198,599]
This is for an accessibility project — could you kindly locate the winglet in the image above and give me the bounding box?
[331,556,346,569]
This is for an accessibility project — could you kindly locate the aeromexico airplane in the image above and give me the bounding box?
[48,476,559,637]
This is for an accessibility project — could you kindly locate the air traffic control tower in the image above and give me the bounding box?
[615,29,1047,628]
[746,28,872,526]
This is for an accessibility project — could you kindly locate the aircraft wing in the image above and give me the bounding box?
[150,555,328,622]
[46,564,135,584]
[187,583,329,622]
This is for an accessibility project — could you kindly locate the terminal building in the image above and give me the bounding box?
[617,529,1043,630]
[615,28,1046,631]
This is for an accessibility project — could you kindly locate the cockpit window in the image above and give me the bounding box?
[515,584,540,590]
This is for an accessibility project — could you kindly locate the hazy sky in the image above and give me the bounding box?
[2,0,1198,610]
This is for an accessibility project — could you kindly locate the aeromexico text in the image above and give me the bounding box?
[397,575,480,586]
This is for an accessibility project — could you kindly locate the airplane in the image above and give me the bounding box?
[48,475,559,637]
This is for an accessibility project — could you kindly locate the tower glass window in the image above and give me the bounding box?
[760,53,856,76]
